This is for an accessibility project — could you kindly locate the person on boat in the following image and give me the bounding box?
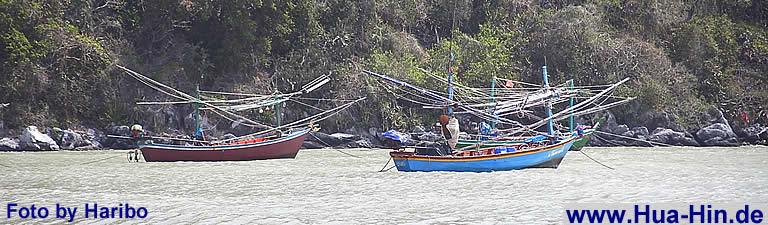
[413,116,455,156]
[479,121,491,140]
[130,124,144,138]
[193,128,205,145]
[440,115,460,151]
[130,124,150,145]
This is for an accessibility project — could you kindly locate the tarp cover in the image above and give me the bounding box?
[524,135,547,143]
[381,130,408,144]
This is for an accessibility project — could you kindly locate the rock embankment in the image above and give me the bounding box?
[0,105,766,151]
[589,108,766,147]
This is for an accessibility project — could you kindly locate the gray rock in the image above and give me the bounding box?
[20,126,60,151]
[601,111,620,133]
[677,136,700,146]
[109,125,131,136]
[630,126,649,137]
[301,140,326,149]
[418,132,442,142]
[411,126,426,134]
[346,139,374,148]
[307,132,344,146]
[696,123,739,146]
[0,137,20,150]
[47,127,63,141]
[620,130,635,139]
[648,128,699,146]
[73,144,100,151]
[614,125,629,135]
[59,130,85,150]
[703,107,729,125]
[86,128,105,148]
[738,123,768,144]
[0,120,5,137]
[639,111,682,131]
[331,133,358,139]
[368,127,380,138]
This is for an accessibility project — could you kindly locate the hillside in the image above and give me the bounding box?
[1,0,767,138]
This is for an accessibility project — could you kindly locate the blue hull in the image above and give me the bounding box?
[391,138,575,172]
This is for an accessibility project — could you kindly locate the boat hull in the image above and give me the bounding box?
[139,129,309,162]
[568,129,594,151]
[391,137,575,172]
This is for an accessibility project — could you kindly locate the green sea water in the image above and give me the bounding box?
[0,146,766,224]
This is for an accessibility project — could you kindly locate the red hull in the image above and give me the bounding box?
[139,129,309,162]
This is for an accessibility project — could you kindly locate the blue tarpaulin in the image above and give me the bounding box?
[381,130,408,144]
[493,146,516,154]
[524,135,547,143]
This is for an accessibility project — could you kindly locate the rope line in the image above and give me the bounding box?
[580,149,615,170]
[378,157,393,172]
[80,155,122,165]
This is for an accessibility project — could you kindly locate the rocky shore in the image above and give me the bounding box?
[0,107,766,151]
[588,108,767,147]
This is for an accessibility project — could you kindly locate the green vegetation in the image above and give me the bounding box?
[1,0,766,133]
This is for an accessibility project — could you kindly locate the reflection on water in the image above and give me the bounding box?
[1,147,767,224]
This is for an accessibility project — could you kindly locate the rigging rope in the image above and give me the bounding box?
[580,149,615,170]
[118,65,274,129]
[80,154,123,165]
[378,157,394,172]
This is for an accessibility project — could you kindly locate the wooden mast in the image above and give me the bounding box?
[542,66,554,136]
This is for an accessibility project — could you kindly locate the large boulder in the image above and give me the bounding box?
[638,111,682,131]
[411,126,426,134]
[0,137,20,150]
[696,123,739,146]
[19,126,60,151]
[648,128,699,146]
[702,107,729,125]
[630,126,649,138]
[59,130,85,150]
[302,140,326,149]
[614,124,630,136]
[85,128,105,149]
[345,139,374,148]
[418,132,442,142]
[600,111,620,133]
[307,132,345,146]
[735,123,768,144]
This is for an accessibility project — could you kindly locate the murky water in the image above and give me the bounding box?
[1,146,767,224]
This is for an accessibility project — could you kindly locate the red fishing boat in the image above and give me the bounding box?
[117,65,360,162]
[139,128,310,162]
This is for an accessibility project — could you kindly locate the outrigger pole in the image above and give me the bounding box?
[362,70,535,133]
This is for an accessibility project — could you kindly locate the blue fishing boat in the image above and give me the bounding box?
[390,136,576,172]
[364,65,587,172]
